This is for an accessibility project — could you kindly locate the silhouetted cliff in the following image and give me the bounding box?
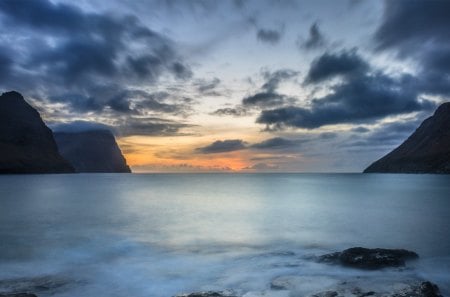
[0,91,75,173]
[364,102,450,174]
[54,130,131,173]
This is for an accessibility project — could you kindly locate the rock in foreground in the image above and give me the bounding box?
[0,91,74,174]
[364,102,450,174]
[0,293,37,297]
[175,291,237,297]
[178,280,443,297]
[54,130,131,173]
[319,247,418,269]
[305,281,442,297]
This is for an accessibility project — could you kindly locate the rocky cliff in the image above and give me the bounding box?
[0,91,75,174]
[364,102,450,173]
[54,130,131,173]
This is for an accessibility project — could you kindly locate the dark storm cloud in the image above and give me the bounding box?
[257,73,434,129]
[243,92,288,107]
[211,107,248,117]
[115,117,191,137]
[50,121,112,133]
[242,69,298,108]
[374,1,450,53]
[195,78,221,95]
[374,1,450,97]
[0,48,12,82]
[0,0,192,117]
[299,22,326,50]
[251,137,298,149]
[345,120,422,148]
[196,139,247,154]
[262,69,298,92]
[352,126,370,133]
[171,62,193,80]
[257,28,283,45]
[47,86,190,116]
[304,49,369,84]
[257,46,436,130]
[109,90,191,115]
[320,132,337,139]
[50,117,192,137]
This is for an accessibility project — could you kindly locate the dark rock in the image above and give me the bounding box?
[419,281,442,297]
[0,275,69,295]
[0,293,37,297]
[364,102,450,174]
[310,291,338,297]
[0,91,74,174]
[54,130,131,173]
[390,281,442,297]
[174,292,237,297]
[360,291,375,297]
[319,247,419,269]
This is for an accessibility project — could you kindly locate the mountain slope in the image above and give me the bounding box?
[0,91,75,173]
[364,102,450,173]
[54,130,131,173]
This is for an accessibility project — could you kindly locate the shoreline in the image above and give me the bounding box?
[0,248,445,297]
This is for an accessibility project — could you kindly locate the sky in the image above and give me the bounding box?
[0,0,449,172]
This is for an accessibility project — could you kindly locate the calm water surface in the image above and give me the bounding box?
[0,173,449,296]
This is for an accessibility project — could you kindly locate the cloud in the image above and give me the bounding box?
[114,90,192,115]
[49,117,192,137]
[374,1,450,97]
[242,162,279,170]
[211,107,248,117]
[251,137,299,149]
[256,28,283,45]
[195,77,222,95]
[345,119,422,148]
[0,47,12,82]
[133,163,232,173]
[196,139,247,154]
[47,87,191,116]
[374,1,450,54]
[114,117,192,137]
[0,0,192,118]
[243,92,289,107]
[261,69,298,92]
[299,22,326,50]
[304,49,369,84]
[257,72,434,129]
[352,126,370,133]
[50,121,112,133]
[257,48,436,130]
[242,69,298,108]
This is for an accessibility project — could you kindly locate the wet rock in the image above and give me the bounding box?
[0,293,37,297]
[390,281,442,297]
[310,290,338,297]
[319,247,419,269]
[175,291,237,297]
[270,275,339,293]
[0,276,69,296]
[359,291,375,297]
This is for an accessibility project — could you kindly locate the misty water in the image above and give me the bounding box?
[0,173,449,297]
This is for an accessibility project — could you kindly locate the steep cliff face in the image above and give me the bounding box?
[364,102,450,174]
[0,91,75,173]
[54,130,131,173]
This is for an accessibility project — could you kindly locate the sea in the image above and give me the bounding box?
[0,173,449,297]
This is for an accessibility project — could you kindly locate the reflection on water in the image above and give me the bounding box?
[0,173,449,296]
